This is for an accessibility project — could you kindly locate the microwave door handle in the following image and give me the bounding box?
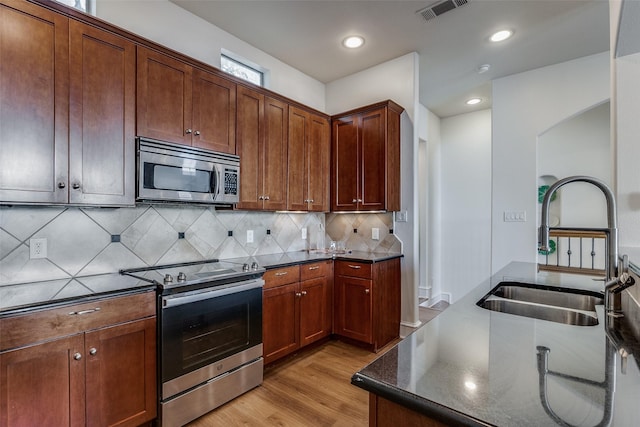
[209,167,220,199]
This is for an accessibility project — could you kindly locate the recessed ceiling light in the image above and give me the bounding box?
[477,64,490,74]
[343,35,365,49]
[466,98,482,105]
[490,29,513,43]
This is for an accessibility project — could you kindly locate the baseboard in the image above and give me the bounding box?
[422,293,451,308]
[400,320,422,328]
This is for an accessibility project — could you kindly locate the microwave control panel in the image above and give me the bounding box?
[224,169,238,196]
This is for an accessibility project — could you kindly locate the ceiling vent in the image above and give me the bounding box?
[417,0,471,22]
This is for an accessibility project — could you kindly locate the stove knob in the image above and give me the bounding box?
[251,262,259,270]
[164,274,174,284]
[242,263,250,272]
[177,272,186,282]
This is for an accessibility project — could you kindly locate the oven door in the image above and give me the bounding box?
[160,279,263,397]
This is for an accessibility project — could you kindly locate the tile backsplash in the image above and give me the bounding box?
[0,206,399,285]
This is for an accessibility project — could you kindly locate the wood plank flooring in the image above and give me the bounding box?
[186,340,394,427]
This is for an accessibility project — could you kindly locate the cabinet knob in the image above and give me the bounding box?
[194,130,201,136]
[358,199,363,203]
[295,292,302,298]
[89,348,97,356]
[57,182,66,189]
[185,128,192,134]
[264,196,270,201]
[309,199,314,203]
[365,289,370,295]
[352,199,358,203]
[72,183,81,190]
[258,195,264,200]
[301,290,307,296]
[73,352,82,361]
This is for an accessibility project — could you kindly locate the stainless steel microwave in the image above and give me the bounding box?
[137,138,240,205]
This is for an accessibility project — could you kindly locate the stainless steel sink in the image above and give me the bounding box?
[477,282,604,326]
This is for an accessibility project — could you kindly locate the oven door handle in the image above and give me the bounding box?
[162,279,264,308]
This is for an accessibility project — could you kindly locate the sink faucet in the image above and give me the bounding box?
[538,175,633,316]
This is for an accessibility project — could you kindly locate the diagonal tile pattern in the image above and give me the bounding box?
[0,206,401,290]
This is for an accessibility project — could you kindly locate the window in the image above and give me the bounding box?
[54,0,94,14]
[221,54,264,86]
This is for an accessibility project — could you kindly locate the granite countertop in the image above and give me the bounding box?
[0,250,402,315]
[352,261,640,427]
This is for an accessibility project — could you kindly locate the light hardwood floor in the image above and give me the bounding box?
[186,340,393,427]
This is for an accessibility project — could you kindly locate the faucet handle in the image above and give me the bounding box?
[620,254,629,275]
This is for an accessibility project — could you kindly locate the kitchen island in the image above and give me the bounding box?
[353,261,640,426]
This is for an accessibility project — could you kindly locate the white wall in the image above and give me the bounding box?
[491,52,610,272]
[425,109,442,304]
[438,110,492,302]
[95,0,325,111]
[326,52,420,326]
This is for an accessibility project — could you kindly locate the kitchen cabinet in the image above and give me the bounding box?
[0,291,156,427]
[331,101,403,212]
[287,106,331,211]
[334,258,401,352]
[137,46,237,154]
[262,261,333,364]
[236,85,288,210]
[0,0,136,205]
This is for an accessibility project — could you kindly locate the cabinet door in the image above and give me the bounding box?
[85,317,156,427]
[332,116,359,211]
[262,96,288,210]
[287,106,308,211]
[334,275,373,343]
[263,283,299,364]
[236,85,263,210]
[192,69,236,154]
[307,113,330,212]
[137,47,192,145]
[0,0,69,204]
[299,276,332,347]
[69,21,135,206]
[0,334,85,427]
[360,108,386,211]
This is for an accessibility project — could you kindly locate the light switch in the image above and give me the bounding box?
[372,228,380,240]
[247,230,254,243]
[301,227,307,240]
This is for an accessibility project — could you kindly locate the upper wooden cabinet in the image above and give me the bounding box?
[69,20,136,205]
[287,106,331,212]
[331,101,403,212]
[137,46,236,154]
[236,85,288,210]
[0,0,69,204]
[0,0,135,206]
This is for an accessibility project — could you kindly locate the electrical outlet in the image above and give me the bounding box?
[30,238,47,259]
[372,228,380,240]
[246,230,254,243]
[301,227,307,240]
[396,210,408,222]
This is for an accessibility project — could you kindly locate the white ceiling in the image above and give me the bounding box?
[170,0,609,118]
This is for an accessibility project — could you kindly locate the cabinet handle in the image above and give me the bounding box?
[365,289,370,294]
[347,265,361,269]
[194,130,201,135]
[73,352,82,361]
[308,266,320,270]
[69,307,101,316]
[295,292,302,297]
[275,271,288,276]
[301,291,307,296]
[185,128,192,134]
[89,348,97,356]
[57,182,66,189]
[72,183,81,190]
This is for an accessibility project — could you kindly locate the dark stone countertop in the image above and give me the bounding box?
[0,251,402,315]
[352,261,640,427]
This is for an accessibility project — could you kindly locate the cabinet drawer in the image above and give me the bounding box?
[263,265,300,289]
[0,291,155,351]
[335,261,372,279]
[300,260,332,281]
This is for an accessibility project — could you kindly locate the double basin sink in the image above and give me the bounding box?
[477,282,604,326]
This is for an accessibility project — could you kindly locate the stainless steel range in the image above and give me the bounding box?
[121,259,265,427]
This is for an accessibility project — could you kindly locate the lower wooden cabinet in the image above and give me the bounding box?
[263,261,333,364]
[0,291,157,427]
[334,258,401,352]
